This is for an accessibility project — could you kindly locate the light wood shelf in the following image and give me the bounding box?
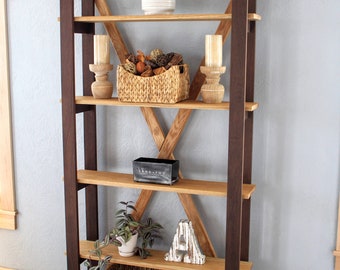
[77,170,256,199]
[79,240,253,270]
[74,96,259,111]
[72,13,261,23]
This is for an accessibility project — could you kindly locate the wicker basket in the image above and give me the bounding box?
[117,64,190,103]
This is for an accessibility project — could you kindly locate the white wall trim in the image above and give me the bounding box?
[0,0,17,230]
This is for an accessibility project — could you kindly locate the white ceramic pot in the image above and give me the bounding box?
[141,0,176,15]
[117,233,138,257]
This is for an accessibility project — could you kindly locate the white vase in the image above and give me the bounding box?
[141,0,176,15]
[117,233,138,257]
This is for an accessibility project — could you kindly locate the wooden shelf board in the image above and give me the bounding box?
[72,13,261,23]
[79,240,253,270]
[74,96,259,111]
[77,170,256,199]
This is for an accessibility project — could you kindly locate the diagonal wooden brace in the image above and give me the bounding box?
[95,0,128,62]
[139,106,217,257]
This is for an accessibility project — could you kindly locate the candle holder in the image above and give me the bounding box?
[200,66,226,103]
[89,64,113,99]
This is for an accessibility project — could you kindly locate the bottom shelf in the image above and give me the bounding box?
[79,240,252,270]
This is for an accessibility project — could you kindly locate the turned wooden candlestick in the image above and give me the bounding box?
[89,64,113,99]
[200,66,226,103]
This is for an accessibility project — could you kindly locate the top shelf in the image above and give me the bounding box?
[72,13,261,23]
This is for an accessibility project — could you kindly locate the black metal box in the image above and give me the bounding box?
[133,157,179,185]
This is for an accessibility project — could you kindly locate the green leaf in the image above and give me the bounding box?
[143,232,151,240]
[84,260,91,267]
[95,249,101,258]
[103,234,110,246]
[126,204,137,212]
[116,219,127,228]
[104,255,112,261]
[129,221,140,227]
[112,239,122,246]
[115,209,126,216]
[94,239,99,249]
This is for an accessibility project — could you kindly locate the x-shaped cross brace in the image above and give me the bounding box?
[94,0,233,257]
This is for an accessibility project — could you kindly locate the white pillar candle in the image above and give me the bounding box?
[205,35,222,67]
[94,35,110,64]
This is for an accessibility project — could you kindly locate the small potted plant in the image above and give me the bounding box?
[85,201,163,268]
[110,201,163,258]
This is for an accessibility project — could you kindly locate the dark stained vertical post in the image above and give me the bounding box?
[241,0,257,261]
[81,0,99,242]
[226,0,248,269]
[60,0,80,268]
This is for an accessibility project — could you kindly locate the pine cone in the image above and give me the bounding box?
[166,52,175,62]
[149,48,164,61]
[144,59,159,69]
[165,53,183,69]
[123,60,137,74]
[125,53,138,64]
[155,54,169,67]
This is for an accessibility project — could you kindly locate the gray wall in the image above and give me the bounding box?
[0,0,339,269]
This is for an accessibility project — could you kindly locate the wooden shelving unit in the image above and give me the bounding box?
[60,0,259,269]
